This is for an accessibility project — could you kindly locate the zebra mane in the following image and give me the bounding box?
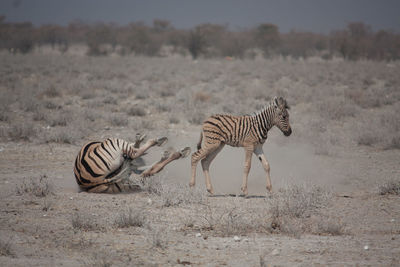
[251,101,275,117]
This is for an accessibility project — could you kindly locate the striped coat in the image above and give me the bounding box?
[190,96,292,195]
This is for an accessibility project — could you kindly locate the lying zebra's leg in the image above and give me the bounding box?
[133,136,168,158]
[133,133,147,148]
[87,183,140,193]
[135,150,171,174]
[254,145,272,192]
[141,147,191,177]
[87,184,110,193]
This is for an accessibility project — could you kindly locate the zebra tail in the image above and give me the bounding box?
[197,132,203,150]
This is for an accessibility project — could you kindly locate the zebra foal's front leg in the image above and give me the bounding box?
[241,146,254,196]
[254,145,272,192]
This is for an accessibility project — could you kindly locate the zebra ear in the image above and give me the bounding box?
[273,97,279,108]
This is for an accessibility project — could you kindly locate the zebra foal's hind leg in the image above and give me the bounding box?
[190,142,223,194]
[200,143,224,194]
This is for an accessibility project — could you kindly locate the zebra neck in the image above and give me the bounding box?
[254,105,275,136]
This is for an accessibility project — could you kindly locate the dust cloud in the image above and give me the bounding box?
[161,131,348,196]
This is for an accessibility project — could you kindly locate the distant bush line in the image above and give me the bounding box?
[1,16,399,61]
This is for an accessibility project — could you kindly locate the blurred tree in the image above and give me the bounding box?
[153,19,172,33]
[37,24,68,52]
[254,23,280,57]
[86,23,117,55]
[188,27,206,59]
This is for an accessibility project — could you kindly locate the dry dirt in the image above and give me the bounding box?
[0,52,399,266]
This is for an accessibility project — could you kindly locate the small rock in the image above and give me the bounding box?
[69,197,73,200]
[233,236,241,242]
[390,219,395,222]
[147,198,152,205]
[271,248,280,256]
[195,233,202,238]
[364,245,369,250]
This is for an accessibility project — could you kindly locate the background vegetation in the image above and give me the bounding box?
[1,16,400,60]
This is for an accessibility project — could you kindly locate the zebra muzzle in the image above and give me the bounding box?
[284,127,292,136]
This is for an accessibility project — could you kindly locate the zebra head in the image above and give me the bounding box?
[272,97,292,136]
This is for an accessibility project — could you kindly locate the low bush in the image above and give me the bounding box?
[114,208,147,228]
[378,179,400,195]
[16,175,54,197]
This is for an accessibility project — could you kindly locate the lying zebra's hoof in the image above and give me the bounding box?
[136,133,147,142]
[156,137,168,146]
[179,147,191,158]
[160,150,171,161]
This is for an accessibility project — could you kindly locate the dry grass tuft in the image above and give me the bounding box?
[188,111,204,125]
[141,176,205,207]
[43,100,62,110]
[45,112,73,127]
[109,114,129,127]
[43,128,80,144]
[71,213,102,232]
[169,116,180,124]
[0,108,10,122]
[127,106,146,117]
[378,179,400,195]
[194,91,211,102]
[8,122,37,141]
[16,175,54,197]
[314,217,345,236]
[86,251,112,267]
[42,87,61,98]
[0,237,14,257]
[266,184,331,237]
[114,208,147,228]
[316,97,358,121]
[268,184,331,219]
[147,227,168,249]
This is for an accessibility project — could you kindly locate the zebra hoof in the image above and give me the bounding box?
[136,133,147,142]
[179,147,191,158]
[156,137,168,146]
[241,187,248,196]
[160,150,171,161]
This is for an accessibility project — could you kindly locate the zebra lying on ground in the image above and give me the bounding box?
[190,96,292,196]
[74,134,191,193]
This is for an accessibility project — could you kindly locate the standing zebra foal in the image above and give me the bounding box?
[190,96,292,195]
[74,134,191,193]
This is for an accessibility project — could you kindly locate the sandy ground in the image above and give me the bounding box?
[1,128,399,266]
[0,53,399,266]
